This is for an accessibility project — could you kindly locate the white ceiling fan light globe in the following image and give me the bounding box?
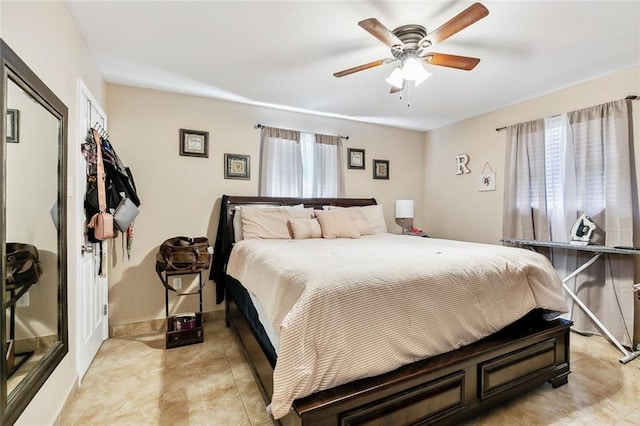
[385,67,404,89]
[402,57,431,86]
[413,68,432,86]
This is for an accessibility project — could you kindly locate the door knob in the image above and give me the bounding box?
[81,244,94,254]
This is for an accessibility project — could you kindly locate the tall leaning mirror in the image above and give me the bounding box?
[0,39,68,425]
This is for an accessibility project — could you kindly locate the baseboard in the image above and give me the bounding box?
[54,375,79,426]
[109,310,223,337]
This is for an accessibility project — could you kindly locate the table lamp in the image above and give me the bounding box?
[395,200,414,235]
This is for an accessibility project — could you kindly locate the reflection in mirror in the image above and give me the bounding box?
[5,78,60,396]
[1,38,68,425]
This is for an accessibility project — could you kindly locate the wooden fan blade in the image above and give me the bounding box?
[358,18,403,48]
[424,52,480,70]
[333,59,387,78]
[427,3,489,45]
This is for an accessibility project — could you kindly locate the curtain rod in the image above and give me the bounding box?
[495,95,639,132]
[254,123,349,140]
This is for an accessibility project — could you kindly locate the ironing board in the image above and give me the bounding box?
[502,238,640,364]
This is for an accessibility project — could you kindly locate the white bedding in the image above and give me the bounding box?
[226,233,567,419]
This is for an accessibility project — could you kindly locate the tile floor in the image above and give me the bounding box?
[60,320,640,425]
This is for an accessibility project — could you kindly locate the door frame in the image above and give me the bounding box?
[75,78,108,381]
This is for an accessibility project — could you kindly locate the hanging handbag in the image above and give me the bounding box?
[113,196,140,232]
[5,242,42,290]
[87,129,116,240]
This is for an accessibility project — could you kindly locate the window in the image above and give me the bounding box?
[259,126,344,198]
[543,114,570,240]
[503,99,635,347]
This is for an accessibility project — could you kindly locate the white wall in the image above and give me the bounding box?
[106,83,426,326]
[1,2,106,424]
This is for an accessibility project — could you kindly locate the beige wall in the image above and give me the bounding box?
[423,65,640,346]
[106,84,426,326]
[423,66,640,243]
[1,2,106,425]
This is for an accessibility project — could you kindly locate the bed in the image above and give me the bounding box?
[211,195,571,425]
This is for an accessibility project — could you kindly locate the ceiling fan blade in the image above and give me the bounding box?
[427,2,489,45]
[333,59,388,78]
[423,52,480,70]
[358,18,404,48]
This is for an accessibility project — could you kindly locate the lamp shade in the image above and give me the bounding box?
[395,200,414,219]
[402,57,432,86]
[385,67,404,89]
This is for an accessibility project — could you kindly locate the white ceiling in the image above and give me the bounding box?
[66,1,640,132]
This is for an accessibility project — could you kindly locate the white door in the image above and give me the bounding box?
[76,79,109,382]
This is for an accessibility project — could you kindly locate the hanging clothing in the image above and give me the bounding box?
[82,128,141,257]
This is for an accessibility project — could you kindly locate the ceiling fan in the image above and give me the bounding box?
[334,2,489,93]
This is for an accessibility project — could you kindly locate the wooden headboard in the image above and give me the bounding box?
[223,195,376,241]
[211,195,377,303]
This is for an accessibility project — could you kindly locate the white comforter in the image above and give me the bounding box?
[226,234,567,419]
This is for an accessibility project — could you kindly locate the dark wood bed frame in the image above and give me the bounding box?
[219,196,571,425]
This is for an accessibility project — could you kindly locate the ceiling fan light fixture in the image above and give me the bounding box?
[413,68,432,87]
[385,67,404,89]
[402,57,431,86]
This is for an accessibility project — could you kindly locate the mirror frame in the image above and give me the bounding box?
[0,39,68,425]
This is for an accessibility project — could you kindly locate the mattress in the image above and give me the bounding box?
[226,233,568,419]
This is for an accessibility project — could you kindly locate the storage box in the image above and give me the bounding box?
[166,312,203,349]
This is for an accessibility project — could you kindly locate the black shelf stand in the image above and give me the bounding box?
[161,269,205,349]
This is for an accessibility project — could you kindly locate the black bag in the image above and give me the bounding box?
[6,243,42,290]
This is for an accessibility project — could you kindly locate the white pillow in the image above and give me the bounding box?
[233,207,243,240]
[359,204,387,233]
[322,205,381,234]
[289,207,316,220]
[241,207,292,239]
[232,204,276,242]
[288,218,322,239]
[315,209,360,239]
[233,204,311,241]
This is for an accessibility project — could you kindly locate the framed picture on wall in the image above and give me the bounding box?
[347,148,365,169]
[6,109,19,143]
[224,153,250,180]
[179,128,209,158]
[373,159,389,180]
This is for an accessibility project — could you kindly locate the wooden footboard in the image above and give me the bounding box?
[227,294,570,425]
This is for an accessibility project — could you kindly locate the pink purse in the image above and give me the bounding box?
[87,129,115,240]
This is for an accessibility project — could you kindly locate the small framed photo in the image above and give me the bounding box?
[347,148,365,170]
[179,128,209,158]
[6,109,19,143]
[478,172,496,191]
[224,153,250,180]
[373,159,389,180]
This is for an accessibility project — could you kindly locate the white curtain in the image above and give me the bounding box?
[312,134,345,198]
[503,119,549,240]
[503,99,635,347]
[259,127,302,197]
[564,100,635,345]
[260,127,344,198]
